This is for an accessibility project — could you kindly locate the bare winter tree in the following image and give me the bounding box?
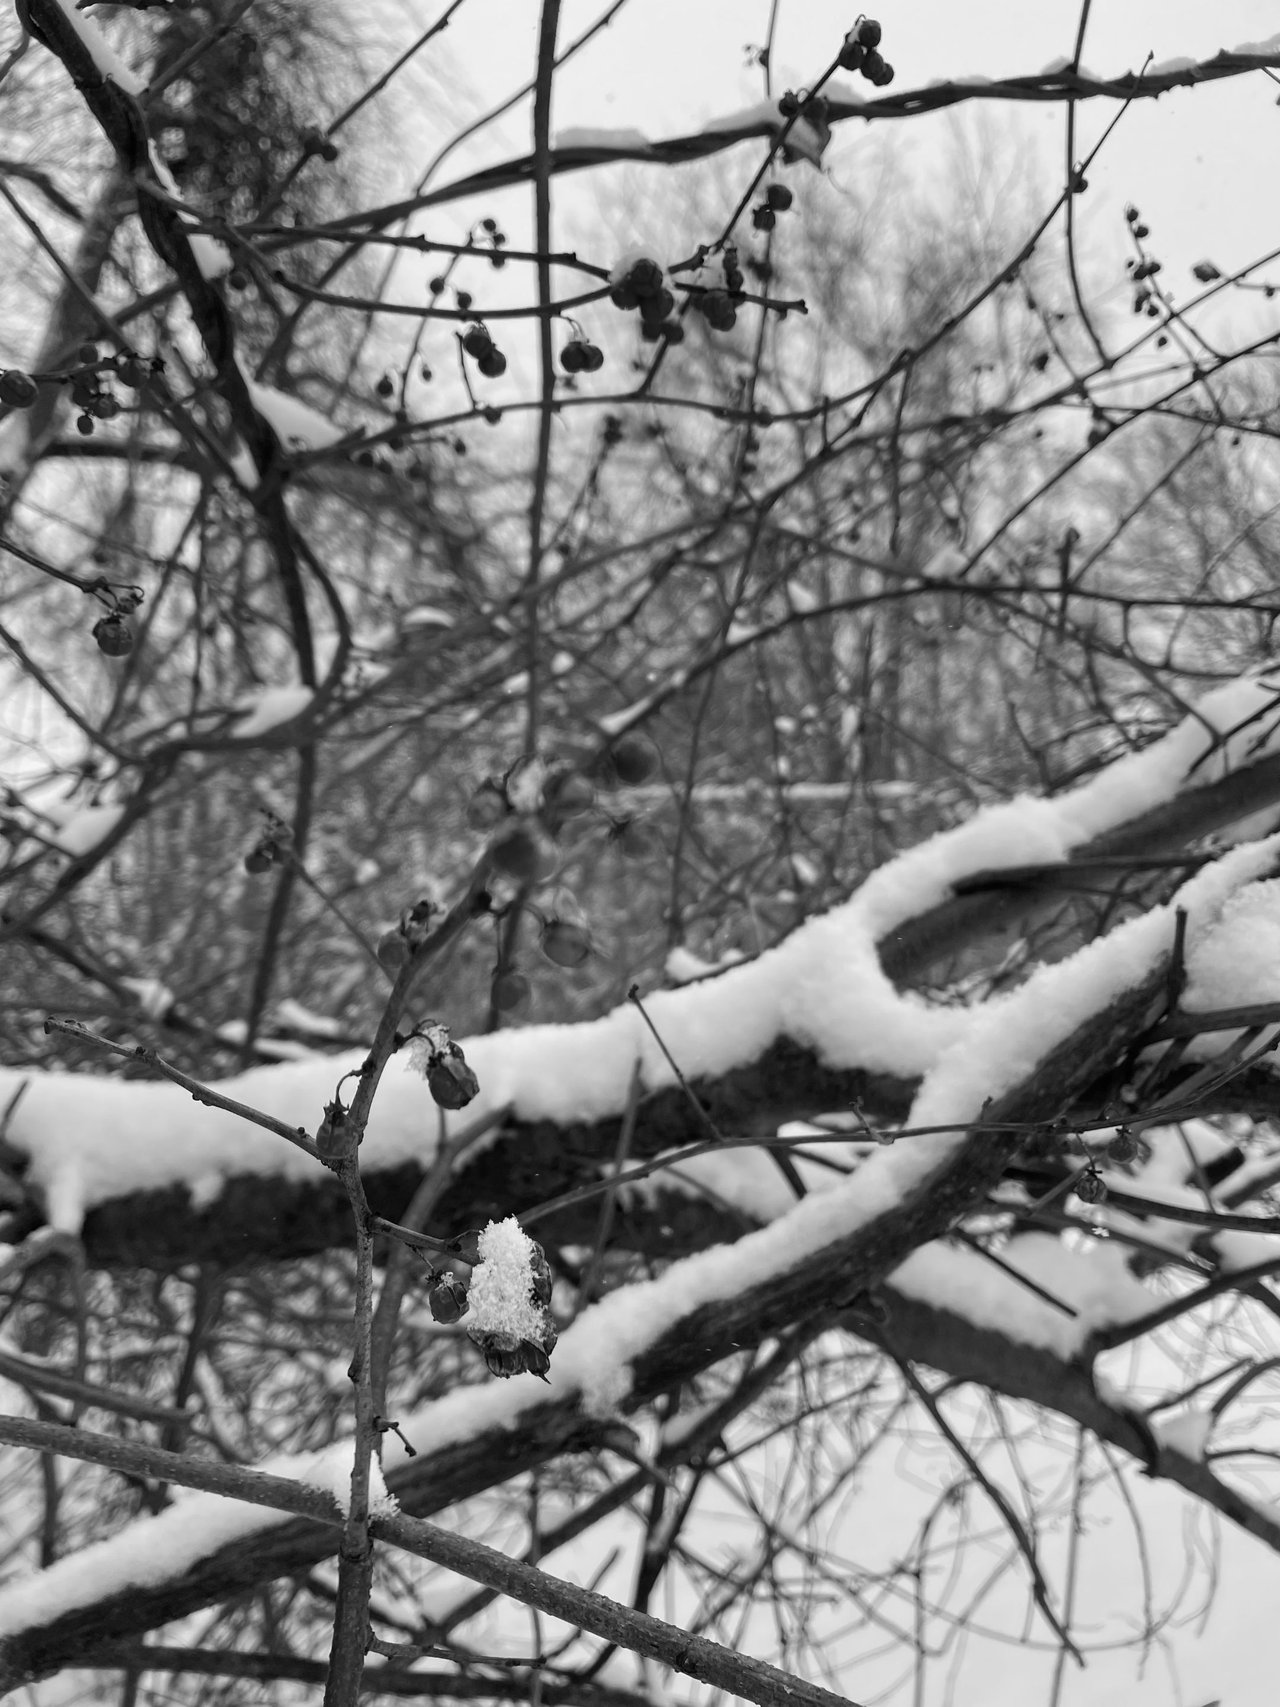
[2,3,1280,1703]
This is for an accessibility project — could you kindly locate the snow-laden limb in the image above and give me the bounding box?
[5,845,1277,1669]
[5,676,1280,1243]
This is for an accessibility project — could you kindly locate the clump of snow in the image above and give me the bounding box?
[1182,879,1280,1012]
[1153,1406,1213,1460]
[274,999,341,1039]
[699,99,783,135]
[121,977,174,1021]
[231,685,314,739]
[49,0,144,93]
[919,543,968,580]
[554,127,651,150]
[302,1450,398,1520]
[466,1218,544,1341]
[245,381,346,451]
[47,804,125,858]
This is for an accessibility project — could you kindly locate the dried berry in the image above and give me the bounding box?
[541,918,591,968]
[376,928,410,972]
[627,257,664,298]
[115,355,149,389]
[244,846,274,874]
[1075,1170,1106,1204]
[93,614,133,656]
[766,184,793,211]
[837,35,865,71]
[0,369,38,408]
[561,339,587,373]
[427,1269,469,1323]
[491,970,531,1012]
[462,325,493,359]
[543,768,594,824]
[856,17,882,48]
[376,374,394,398]
[77,343,99,365]
[639,287,675,326]
[315,1100,356,1160]
[607,733,659,785]
[752,206,776,232]
[466,783,509,831]
[427,1050,481,1110]
[489,824,552,883]
[477,349,507,378]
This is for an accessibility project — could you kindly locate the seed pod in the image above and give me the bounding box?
[1074,1170,1106,1204]
[607,733,659,785]
[491,970,531,1012]
[315,1099,356,1160]
[489,824,553,883]
[529,1243,553,1306]
[626,257,664,298]
[93,614,133,656]
[427,1269,469,1323]
[541,919,591,969]
[376,929,410,972]
[0,370,38,408]
[427,1050,480,1110]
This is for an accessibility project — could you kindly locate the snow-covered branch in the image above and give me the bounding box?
[5,833,1279,1674]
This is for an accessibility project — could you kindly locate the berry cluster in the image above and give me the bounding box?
[244,817,293,874]
[479,215,507,270]
[424,1225,558,1380]
[696,246,745,333]
[90,580,143,657]
[560,337,604,374]
[609,255,683,344]
[1124,207,1163,321]
[299,126,340,164]
[461,324,507,378]
[752,182,793,233]
[837,16,894,84]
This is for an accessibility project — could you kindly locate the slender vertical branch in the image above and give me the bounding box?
[523,0,562,755]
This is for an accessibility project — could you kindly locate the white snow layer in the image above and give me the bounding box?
[4,674,1280,1235]
[245,381,347,451]
[231,684,315,738]
[4,839,1280,1637]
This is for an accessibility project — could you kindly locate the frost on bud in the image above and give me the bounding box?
[427,1269,469,1323]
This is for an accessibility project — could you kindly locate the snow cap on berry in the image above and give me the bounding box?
[466,1218,548,1343]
